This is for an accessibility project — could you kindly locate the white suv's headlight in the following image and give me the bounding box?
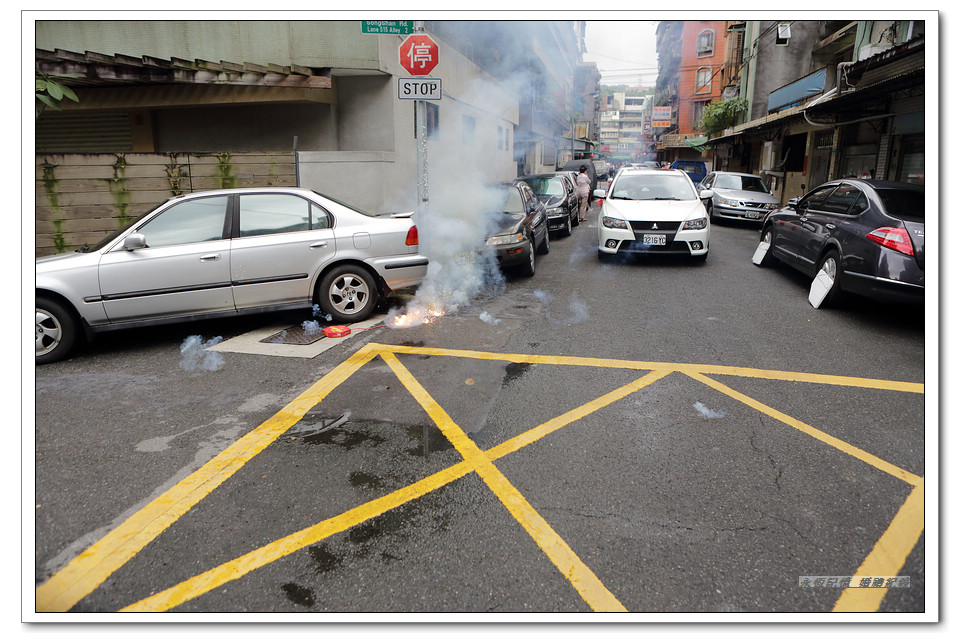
[681,217,708,230]
[601,216,628,230]
[486,233,524,246]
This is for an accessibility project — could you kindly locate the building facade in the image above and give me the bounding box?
[34,19,588,254]
[653,18,928,204]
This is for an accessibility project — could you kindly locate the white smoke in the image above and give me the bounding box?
[179,335,225,371]
[386,74,521,328]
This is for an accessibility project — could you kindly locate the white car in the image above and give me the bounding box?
[594,168,712,262]
[35,187,428,363]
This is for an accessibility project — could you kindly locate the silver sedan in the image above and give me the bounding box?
[36,187,428,363]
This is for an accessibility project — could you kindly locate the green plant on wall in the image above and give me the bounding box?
[41,160,67,253]
[215,153,237,189]
[696,97,748,139]
[107,154,133,226]
[165,154,189,195]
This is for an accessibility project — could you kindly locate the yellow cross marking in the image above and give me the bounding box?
[35,343,924,614]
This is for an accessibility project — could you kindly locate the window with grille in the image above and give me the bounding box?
[697,30,715,57]
[695,67,712,94]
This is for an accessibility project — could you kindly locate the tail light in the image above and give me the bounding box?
[405,226,419,246]
[865,227,914,256]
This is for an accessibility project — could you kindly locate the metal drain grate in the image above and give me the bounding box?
[261,325,325,345]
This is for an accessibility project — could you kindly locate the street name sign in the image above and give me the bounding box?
[361,21,414,35]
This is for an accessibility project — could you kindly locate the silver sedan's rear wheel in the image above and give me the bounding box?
[318,264,380,323]
[36,297,77,364]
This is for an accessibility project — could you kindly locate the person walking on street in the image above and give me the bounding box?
[575,165,591,222]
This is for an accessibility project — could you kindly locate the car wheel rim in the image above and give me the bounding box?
[329,274,370,315]
[36,308,62,357]
[821,256,837,281]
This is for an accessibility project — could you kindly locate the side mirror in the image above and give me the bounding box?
[593,188,607,199]
[123,233,147,251]
[787,198,800,209]
[699,189,714,200]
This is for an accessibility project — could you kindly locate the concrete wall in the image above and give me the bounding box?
[35,152,296,256]
[745,21,826,121]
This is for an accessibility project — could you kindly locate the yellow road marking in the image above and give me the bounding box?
[36,345,380,613]
[122,461,476,612]
[38,341,924,613]
[121,367,669,612]
[370,343,924,394]
[382,351,627,612]
[686,372,923,487]
[833,480,925,612]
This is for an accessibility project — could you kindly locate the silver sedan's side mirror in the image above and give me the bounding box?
[123,233,147,251]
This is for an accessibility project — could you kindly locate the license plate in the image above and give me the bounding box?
[642,234,667,245]
[745,211,760,219]
[455,251,476,264]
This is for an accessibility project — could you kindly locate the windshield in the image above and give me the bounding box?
[875,187,924,221]
[525,177,566,197]
[610,173,698,201]
[715,174,770,193]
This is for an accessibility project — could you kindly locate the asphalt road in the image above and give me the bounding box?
[32,200,927,617]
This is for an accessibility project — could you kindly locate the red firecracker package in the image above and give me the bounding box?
[323,325,351,338]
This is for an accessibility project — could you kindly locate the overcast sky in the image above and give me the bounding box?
[582,20,660,88]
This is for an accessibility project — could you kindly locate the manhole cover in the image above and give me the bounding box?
[261,325,325,345]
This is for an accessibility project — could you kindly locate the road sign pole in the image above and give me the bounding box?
[413,22,429,241]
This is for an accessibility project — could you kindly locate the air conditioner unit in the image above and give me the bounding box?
[761,141,782,170]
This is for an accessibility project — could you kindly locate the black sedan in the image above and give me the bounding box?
[483,179,550,277]
[521,173,579,236]
[752,179,924,308]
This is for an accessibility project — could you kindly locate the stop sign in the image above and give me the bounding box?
[399,34,439,76]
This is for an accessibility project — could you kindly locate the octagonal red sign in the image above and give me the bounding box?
[399,34,439,76]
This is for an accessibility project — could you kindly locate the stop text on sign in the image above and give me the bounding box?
[398,78,442,100]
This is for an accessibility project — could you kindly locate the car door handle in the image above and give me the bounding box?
[310,241,328,249]
[825,223,836,230]
[199,253,221,262]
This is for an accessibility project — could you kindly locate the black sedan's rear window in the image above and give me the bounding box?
[876,188,924,221]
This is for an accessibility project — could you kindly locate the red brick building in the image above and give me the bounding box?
[676,20,730,136]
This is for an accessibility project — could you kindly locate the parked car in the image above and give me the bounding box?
[640,161,661,169]
[752,179,924,308]
[521,172,578,236]
[593,159,611,181]
[483,179,550,277]
[35,187,429,363]
[697,171,779,223]
[594,168,712,262]
[670,160,708,185]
